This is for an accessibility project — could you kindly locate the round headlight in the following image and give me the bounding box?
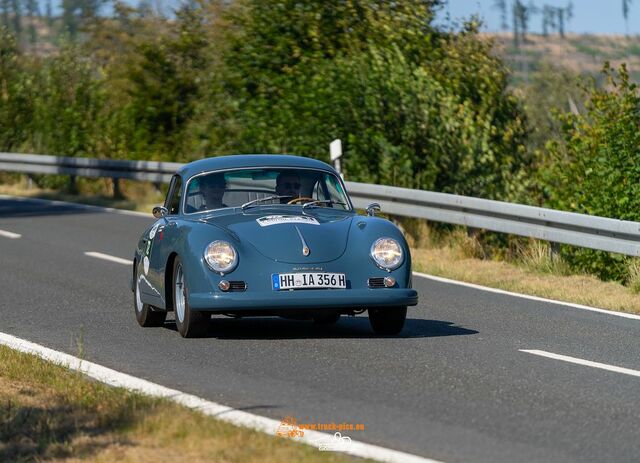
[204,240,238,274]
[370,238,403,270]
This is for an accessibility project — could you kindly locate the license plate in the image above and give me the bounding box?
[272,272,346,290]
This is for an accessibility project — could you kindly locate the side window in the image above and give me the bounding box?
[324,175,349,210]
[312,180,323,200]
[165,175,182,215]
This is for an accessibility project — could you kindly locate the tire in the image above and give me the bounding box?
[368,306,407,335]
[312,312,341,325]
[134,264,167,327]
[173,256,209,338]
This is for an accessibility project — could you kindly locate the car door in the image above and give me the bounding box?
[144,174,182,307]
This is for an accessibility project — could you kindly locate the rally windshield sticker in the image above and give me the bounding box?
[257,215,320,227]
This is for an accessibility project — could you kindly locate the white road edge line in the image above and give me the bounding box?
[0,332,442,463]
[0,229,21,239]
[413,271,640,321]
[85,251,131,265]
[521,349,640,378]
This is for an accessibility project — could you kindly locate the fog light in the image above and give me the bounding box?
[383,276,396,287]
[218,280,230,291]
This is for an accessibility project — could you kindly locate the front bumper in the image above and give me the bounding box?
[189,288,418,311]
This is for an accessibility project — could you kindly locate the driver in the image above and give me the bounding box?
[199,173,227,211]
[275,172,301,204]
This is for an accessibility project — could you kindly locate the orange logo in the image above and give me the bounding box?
[275,415,305,438]
[275,415,365,440]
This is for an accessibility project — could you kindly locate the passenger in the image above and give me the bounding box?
[199,173,227,211]
[275,172,301,204]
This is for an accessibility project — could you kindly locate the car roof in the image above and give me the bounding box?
[177,154,336,180]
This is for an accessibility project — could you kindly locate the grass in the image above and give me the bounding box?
[0,345,361,462]
[411,238,640,316]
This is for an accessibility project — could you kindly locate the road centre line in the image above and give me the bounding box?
[521,349,640,378]
[413,272,640,321]
[8,195,636,322]
[0,331,442,463]
[85,251,131,265]
[0,229,21,239]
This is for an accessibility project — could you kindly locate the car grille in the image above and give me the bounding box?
[228,281,247,291]
[367,277,386,288]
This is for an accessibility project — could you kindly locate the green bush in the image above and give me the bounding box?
[0,28,32,151]
[544,63,640,281]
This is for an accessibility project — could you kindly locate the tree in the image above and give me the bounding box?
[61,0,79,38]
[213,2,530,199]
[78,0,104,20]
[25,0,38,45]
[512,0,537,46]
[540,2,572,38]
[10,0,20,36]
[45,0,52,26]
[623,0,632,35]
[541,5,555,36]
[1,0,9,30]
[493,0,508,30]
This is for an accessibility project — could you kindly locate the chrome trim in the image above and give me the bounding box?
[294,225,311,256]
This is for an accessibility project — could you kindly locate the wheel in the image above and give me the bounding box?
[134,264,167,327]
[368,306,407,335]
[312,312,341,325]
[173,256,209,338]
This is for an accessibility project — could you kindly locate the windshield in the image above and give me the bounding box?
[183,168,351,214]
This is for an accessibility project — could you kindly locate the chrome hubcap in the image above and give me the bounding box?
[135,275,143,313]
[175,264,186,323]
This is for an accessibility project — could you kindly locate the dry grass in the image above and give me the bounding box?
[514,239,571,276]
[626,259,640,295]
[485,32,640,77]
[0,346,361,463]
[413,246,640,315]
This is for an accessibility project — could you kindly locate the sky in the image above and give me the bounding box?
[438,0,640,35]
[40,0,639,36]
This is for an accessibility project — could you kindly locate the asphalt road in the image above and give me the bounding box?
[1,196,640,463]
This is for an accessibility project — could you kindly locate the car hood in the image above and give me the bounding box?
[197,209,355,263]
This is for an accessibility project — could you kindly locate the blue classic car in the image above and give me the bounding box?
[133,155,418,337]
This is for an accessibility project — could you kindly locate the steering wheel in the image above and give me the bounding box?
[287,196,314,205]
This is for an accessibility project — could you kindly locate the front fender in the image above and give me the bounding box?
[168,220,242,297]
[345,215,412,287]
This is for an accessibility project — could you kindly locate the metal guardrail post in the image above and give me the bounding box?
[68,175,78,194]
[113,178,123,199]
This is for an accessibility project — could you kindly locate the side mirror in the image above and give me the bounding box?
[152,206,168,219]
[366,203,381,217]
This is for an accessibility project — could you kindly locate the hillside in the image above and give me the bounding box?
[484,32,640,83]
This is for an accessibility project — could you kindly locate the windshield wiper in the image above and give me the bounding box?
[301,200,347,210]
[241,195,291,210]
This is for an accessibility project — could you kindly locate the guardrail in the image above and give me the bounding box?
[0,152,181,183]
[2,152,640,256]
